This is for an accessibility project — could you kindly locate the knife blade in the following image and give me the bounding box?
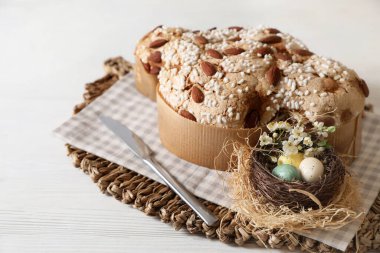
[99,115,218,226]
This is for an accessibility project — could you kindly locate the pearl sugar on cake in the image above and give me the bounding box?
[299,157,324,183]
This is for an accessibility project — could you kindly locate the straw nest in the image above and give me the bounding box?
[250,149,346,210]
[228,143,362,233]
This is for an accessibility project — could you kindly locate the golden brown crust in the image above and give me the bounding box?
[135,26,366,127]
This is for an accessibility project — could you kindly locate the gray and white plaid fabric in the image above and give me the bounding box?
[54,73,380,251]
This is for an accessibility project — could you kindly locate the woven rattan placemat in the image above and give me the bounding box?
[65,57,379,253]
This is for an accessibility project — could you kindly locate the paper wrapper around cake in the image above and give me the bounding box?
[329,112,362,164]
[134,57,158,101]
[157,89,363,171]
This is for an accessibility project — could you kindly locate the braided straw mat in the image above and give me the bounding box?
[65,57,379,253]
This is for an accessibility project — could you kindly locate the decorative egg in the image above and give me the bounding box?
[272,164,301,182]
[299,157,325,183]
[278,153,304,169]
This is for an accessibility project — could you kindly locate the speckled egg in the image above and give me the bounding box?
[299,157,325,183]
[278,153,304,169]
[272,164,301,182]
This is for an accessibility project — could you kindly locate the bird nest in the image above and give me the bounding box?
[250,149,346,210]
[228,143,361,233]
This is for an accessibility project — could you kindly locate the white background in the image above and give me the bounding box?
[1,0,379,252]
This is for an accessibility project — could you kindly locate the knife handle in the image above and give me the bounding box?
[142,157,219,226]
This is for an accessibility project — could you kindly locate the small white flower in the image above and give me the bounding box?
[317,131,328,138]
[305,147,316,157]
[270,156,278,163]
[266,121,291,132]
[313,121,324,130]
[278,121,292,131]
[272,132,278,138]
[267,122,278,132]
[289,135,303,145]
[291,126,307,140]
[303,136,313,147]
[259,132,273,146]
[291,126,304,136]
[317,147,325,152]
[282,141,298,156]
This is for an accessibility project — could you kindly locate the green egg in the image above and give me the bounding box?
[272,164,301,182]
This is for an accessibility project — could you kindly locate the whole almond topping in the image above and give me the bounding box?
[206,49,223,59]
[223,47,245,56]
[141,60,151,73]
[265,28,281,34]
[341,109,353,122]
[149,66,161,75]
[142,25,163,40]
[244,110,260,128]
[149,39,168,48]
[191,86,204,103]
[179,110,196,121]
[194,35,208,45]
[275,52,292,61]
[259,35,282,44]
[316,116,335,127]
[293,48,313,56]
[148,51,162,63]
[228,26,243,31]
[266,65,281,86]
[151,25,163,33]
[228,36,241,42]
[273,42,286,52]
[359,78,369,97]
[200,61,217,76]
[322,78,339,92]
[254,47,273,57]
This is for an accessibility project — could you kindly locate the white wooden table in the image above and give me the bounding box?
[1,0,379,252]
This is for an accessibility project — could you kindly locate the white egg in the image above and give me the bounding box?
[299,157,324,183]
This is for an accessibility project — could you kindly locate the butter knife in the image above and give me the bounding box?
[99,115,218,226]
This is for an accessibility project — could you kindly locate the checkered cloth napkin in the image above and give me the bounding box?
[54,73,380,251]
